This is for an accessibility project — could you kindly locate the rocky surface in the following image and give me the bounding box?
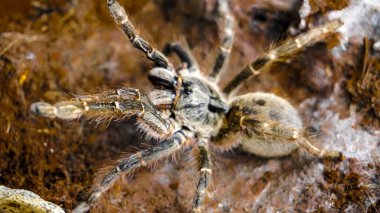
[0,185,65,213]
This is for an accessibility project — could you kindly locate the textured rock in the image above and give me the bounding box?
[0,185,64,213]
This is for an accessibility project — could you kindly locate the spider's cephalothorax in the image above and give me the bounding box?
[149,66,228,137]
[31,0,344,212]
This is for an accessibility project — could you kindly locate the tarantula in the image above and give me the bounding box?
[31,0,343,212]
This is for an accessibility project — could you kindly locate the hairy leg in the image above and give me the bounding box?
[297,137,343,159]
[223,20,342,95]
[107,0,171,68]
[212,114,342,159]
[163,42,199,71]
[31,87,174,139]
[192,139,212,213]
[73,130,192,213]
[240,115,343,159]
[208,0,235,80]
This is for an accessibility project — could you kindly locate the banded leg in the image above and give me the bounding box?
[222,19,343,95]
[212,114,342,159]
[208,0,235,80]
[31,87,173,139]
[297,137,343,159]
[192,139,212,212]
[240,116,343,159]
[163,42,199,71]
[73,130,192,213]
[107,0,171,68]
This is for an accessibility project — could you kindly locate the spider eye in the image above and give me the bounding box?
[183,82,193,95]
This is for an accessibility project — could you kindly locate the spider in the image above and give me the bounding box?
[31,0,343,212]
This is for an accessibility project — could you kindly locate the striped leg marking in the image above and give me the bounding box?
[192,139,212,212]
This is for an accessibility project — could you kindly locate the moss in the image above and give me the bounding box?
[346,38,380,121]
[323,161,378,211]
[309,0,350,14]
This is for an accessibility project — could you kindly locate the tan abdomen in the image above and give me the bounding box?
[229,92,302,157]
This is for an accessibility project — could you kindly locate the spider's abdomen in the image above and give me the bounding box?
[228,92,302,157]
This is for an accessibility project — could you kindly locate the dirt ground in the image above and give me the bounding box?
[0,0,379,212]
